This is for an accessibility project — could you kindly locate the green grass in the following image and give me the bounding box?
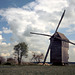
[0,64,75,75]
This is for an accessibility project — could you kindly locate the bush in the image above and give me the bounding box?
[0,56,5,64]
[4,62,11,65]
[7,57,17,65]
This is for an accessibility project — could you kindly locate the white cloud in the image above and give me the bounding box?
[2,27,12,34]
[0,41,17,58]
[34,0,68,13]
[69,44,75,62]
[1,53,10,57]
[0,35,3,43]
[0,31,2,34]
[0,0,75,62]
[0,35,2,40]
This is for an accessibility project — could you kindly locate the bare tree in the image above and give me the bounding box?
[31,52,44,63]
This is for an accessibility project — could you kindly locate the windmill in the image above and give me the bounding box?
[30,10,75,65]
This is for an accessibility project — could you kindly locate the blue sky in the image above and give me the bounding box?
[0,0,75,62]
[0,0,35,8]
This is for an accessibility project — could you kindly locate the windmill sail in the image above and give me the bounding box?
[55,10,66,33]
[30,32,52,37]
[43,44,51,64]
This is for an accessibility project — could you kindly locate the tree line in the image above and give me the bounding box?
[0,42,44,65]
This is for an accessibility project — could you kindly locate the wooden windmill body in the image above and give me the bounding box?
[30,10,75,65]
[50,32,69,65]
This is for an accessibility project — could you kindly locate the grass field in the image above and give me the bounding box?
[0,64,75,75]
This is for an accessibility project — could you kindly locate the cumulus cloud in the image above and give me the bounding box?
[69,45,75,62]
[0,0,75,61]
[0,41,18,58]
[1,53,10,57]
[0,35,17,58]
[2,27,12,34]
[0,31,2,34]
[0,35,3,40]
[0,35,3,43]
[0,0,69,35]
